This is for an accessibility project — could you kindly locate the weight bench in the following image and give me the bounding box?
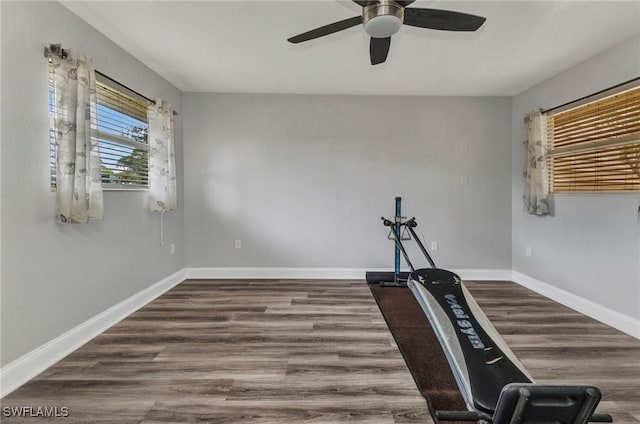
[368,198,614,423]
[408,267,613,424]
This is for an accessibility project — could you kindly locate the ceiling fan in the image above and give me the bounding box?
[287,0,486,65]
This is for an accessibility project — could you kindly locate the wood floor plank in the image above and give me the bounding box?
[7,379,234,402]
[38,360,289,382]
[139,402,398,424]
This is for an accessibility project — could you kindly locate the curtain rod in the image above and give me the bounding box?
[44,44,179,117]
[542,76,640,115]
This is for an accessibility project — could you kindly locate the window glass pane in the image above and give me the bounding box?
[49,73,56,188]
[95,99,149,187]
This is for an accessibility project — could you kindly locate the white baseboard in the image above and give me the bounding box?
[512,271,640,339]
[184,267,513,281]
[453,269,513,281]
[186,267,370,280]
[0,269,186,398]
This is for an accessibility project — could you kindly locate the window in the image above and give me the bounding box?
[547,84,640,193]
[49,66,149,189]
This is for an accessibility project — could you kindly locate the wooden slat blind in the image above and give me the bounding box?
[548,85,640,192]
[95,74,148,123]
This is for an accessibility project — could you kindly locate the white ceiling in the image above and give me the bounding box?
[61,1,640,96]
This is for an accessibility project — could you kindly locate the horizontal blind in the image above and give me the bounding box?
[49,63,150,189]
[49,63,56,188]
[548,85,640,192]
[96,81,149,188]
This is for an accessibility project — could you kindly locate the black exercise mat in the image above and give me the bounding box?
[369,284,467,423]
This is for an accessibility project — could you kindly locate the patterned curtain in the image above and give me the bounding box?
[51,49,103,223]
[523,110,550,216]
[148,99,177,213]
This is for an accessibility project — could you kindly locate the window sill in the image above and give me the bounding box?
[550,191,640,196]
[104,187,149,192]
[50,186,148,192]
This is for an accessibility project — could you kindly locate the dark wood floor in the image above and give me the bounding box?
[2,279,639,423]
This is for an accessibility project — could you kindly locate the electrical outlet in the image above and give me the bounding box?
[431,241,438,251]
[235,240,242,249]
[170,243,175,255]
[460,175,469,186]
[526,246,532,257]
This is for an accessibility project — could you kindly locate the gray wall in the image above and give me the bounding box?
[511,34,640,320]
[0,1,184,365]
[183,94,512,271]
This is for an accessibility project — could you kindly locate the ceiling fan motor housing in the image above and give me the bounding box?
[363,0,404,38]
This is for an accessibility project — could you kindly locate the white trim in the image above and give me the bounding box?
[186,267,366,280]
[0,269,186,398]
[512,271,640,339]
[453,269,513,281]
[184,267,513,281]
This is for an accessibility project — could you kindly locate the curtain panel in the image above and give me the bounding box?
[148,99,177,213]
[51,49,103,223]
[523,110,550,216]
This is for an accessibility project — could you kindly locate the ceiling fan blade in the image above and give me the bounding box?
[370,37,391,65]
[288,16,363,43]
[353,1,376,6]
[395,1,416,6]
[404,8,486,31]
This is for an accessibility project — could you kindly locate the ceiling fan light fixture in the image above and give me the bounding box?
[364,15,403,38]
[363,0,404,38]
